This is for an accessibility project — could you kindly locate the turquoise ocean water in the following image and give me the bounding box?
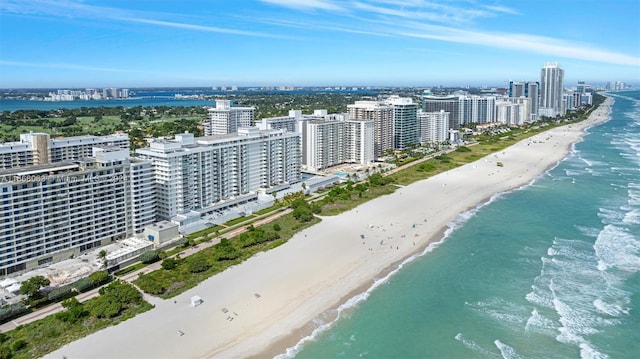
[286,91,640,359]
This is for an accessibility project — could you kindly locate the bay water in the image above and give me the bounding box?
[288,91,640,359]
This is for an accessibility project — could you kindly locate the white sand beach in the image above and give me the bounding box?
[45,98,612,359]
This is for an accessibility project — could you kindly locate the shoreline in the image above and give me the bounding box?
[44,98,613,359]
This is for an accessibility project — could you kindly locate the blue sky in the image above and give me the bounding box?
[1,0,639,88]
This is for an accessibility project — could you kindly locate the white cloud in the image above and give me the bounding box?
[0,60,139,73]
[259,0,345,11]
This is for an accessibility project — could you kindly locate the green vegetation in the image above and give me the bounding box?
[0,281,152,359]
[134,211,319,298]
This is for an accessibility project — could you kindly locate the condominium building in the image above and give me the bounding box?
[384,96,419,150]
[509,81,539,122]
[423,94,496,128]
[540,62,565,117]
[348,101,394,159]
[495,100,527,126]
[0,132,129,169]
[204,100,255,136]
[301,115,374,172]
[423,95,462,130]
[418,110,450,144]
[129,158,156,233]
[464,96,496,124]
[0,147,133,276]
[256,110,302,133]
[135,129,301,222]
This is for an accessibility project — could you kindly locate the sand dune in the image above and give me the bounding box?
[45,98,612,359]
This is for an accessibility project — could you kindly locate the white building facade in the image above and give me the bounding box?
[347,101,394,159]
[136,129,301,222]
[418,110,450,144]
[540,62,565,117]
[302,117,374,172]
[204,100,255,136]
[0,148,133,276]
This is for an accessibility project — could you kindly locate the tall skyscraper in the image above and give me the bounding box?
[540,62,565,117]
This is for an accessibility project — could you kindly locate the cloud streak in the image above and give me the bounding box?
[261,0,639,67]
[0,60,140,73]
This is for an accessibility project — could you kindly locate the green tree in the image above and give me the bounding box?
[20,275,50,299]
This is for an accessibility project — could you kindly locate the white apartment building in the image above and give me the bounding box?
[129,158,156,233]
[256,110,303,133]
[540,62,565,117]
[348,101,394,159]
[0,141,33,169]
[418,110,450,144]
[204,100,255,136]
[0,148,133,276]
[0,132,129,169]
[135,129,301,223]
[495,100,526,126]
[302,116,374,172]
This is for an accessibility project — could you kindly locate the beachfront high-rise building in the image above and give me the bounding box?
[540,62,565,117]
[300,114,374,172]
[129,158,157,233]
[422,94,461,130]
[135,129,301,225]
[0,147,134,276]
[204,100,255,136]
[509,81,539,122]
[0,132,130,169]
[383,96,419,151]
[418,110,450,144]
[348,101,394,159]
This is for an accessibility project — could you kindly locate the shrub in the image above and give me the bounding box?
[136,275,165,295]
[11,339,26,352]
[161,258,177,270]
[0,303,28,324]
[188,257,210,273]
[72,277,95,293]
[138,250,160,264]
[273,223,281,232]
[46,285,75,302]
[89,270,111,286]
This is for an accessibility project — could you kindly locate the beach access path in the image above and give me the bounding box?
[44,98,613,359]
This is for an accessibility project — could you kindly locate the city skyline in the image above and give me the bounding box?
[1,0,639,88]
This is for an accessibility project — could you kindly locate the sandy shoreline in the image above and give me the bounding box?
[45,98,612,359]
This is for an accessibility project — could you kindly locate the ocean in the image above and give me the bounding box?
[287,91,640,359]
